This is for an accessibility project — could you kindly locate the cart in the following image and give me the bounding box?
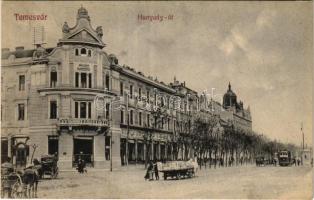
[159,161,195,180]
[40,155,58,179]
[1,163,25,198]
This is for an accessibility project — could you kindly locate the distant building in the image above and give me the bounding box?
[1,7,253,169]
[301,149,312,166]
[221,82,252,131]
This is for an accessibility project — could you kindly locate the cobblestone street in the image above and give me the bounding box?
[37,165,312,199]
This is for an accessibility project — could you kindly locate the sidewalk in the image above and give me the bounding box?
[60,163,146,172]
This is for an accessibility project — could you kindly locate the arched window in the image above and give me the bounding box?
[81,48,87,55]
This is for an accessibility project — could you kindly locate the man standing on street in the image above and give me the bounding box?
[153,160,159,180]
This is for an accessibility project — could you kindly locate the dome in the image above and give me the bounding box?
[224,82,236,97]
[77,6,90,21]
[223,82,237,108]
[78,6,88,15]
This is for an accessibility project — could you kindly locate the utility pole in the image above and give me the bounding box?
[301,122,304,165]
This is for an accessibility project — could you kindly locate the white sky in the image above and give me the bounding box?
[2,1,313,146]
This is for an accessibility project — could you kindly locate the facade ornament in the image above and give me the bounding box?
[33,46,47,59]
[62,22,70,33]
[77,6,90,21]
[96,26,103,38]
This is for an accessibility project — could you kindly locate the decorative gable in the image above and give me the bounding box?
[68,29,100,44]
[58,7,105,49]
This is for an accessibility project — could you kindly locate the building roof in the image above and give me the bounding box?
[224,82,237,97]
[1,48,54,60]
[58,6,105,48]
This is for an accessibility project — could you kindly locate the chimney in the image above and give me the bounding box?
[15,46,24,51]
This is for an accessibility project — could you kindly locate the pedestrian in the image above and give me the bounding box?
[77,158,86,173]
[144,161,154,181]
[197,157,201,170]
[153,160,159,180]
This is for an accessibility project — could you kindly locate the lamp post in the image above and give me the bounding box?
[102,93,117,172]
[144,124,152,169]
[301,122,305,165]
[109,98,114,172]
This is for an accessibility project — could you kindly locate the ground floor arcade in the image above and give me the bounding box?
[1,126,195,169]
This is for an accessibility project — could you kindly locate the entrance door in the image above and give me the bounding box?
[128,142,135,163]
[1,139,8,163]
[16,145,27,167]
[48,136,59,156]
[73,137,93,167]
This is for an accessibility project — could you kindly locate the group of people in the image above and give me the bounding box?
[144,160,159,181]
[291,158,302,166]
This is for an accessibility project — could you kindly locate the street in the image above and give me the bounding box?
[37,165,312,199]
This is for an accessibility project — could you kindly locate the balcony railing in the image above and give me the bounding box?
[58,118,109,127]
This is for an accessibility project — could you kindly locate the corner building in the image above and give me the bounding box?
[1,7,252,169]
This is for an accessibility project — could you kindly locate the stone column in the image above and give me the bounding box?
[151,141,154,160]
[165,144,167,160]
[8,137,11,160]
[171,144,173,160]
[86,73,89,88]
[78,72,81,88]
[158,142,161,160]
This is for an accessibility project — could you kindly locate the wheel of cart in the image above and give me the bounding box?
[186,168,194,178]
[1,172,25,198]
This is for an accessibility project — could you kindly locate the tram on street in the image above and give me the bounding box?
[278,150,292,166]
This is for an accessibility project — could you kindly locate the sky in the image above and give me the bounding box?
[2,1,313,146]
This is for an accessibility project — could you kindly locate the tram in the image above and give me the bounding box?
[278,150,291,166]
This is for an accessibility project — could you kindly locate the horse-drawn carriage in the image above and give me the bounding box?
[1,162,38,198]
[40,154,58,179]
[158,160,197,180]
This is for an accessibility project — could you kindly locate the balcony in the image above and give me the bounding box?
[58,118,109,127]
[58,118,109,132]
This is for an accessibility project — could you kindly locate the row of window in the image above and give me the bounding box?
[75,72,92,88]
[18,70,111,93]
[120,82,194,111]
[17,101,190,132]
[17,102,57,121]
[120,110,191,132]
[75,48,92,57]
[18,71,95,90]
[17,100,110,120]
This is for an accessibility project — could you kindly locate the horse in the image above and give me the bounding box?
[22,167,39,198]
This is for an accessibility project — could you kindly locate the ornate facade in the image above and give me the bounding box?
[1,7,252,169]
